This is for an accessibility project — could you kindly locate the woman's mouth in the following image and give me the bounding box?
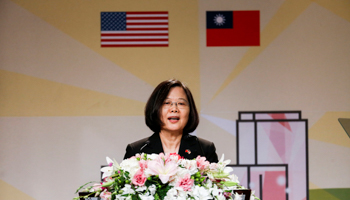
[168,116,180,122]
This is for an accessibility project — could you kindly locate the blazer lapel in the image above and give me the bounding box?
[179,134,198,160]
[143,132,164,154]
[142,133,199,159]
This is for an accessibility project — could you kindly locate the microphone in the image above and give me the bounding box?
[140,141,150,151]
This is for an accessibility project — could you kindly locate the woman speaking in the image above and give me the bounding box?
[123,79,218,163]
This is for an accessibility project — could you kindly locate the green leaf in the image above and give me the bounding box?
[156,184,172,200]
[74,181,95,193]
[222,181,239,187]
[102,181,114,187]
[154,193,160,200]
[132,194,140,200]
[212,172,230,179]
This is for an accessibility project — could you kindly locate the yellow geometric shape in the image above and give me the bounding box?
[309,112,350,148]
[0,179,35,200]
[0,70,145,116]
[309,181,321,190]
[314,0,350,22]
[211,0,313,101]
[10,0,201,107]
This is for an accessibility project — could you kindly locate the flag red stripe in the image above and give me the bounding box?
[101,39,168,42]
[102,45,168,47]
[126,12,168,15]
[126,28,168,30]
[126,17,168,20]
[126,23,168,26]
[101,33,168,36]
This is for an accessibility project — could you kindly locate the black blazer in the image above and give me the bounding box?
[124,133,219,163]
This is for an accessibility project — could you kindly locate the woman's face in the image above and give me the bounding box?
[160,86,190,135]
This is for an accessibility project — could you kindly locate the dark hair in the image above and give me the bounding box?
[145,79,199,134]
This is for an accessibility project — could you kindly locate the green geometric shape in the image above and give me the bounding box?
[310,189,338,200]
[327,188,350,200]
[310,188,350,200]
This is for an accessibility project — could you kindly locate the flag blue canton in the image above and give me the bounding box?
[101,12,126,31]
[207,11,233,29]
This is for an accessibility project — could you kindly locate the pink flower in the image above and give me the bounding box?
[145,154,178,184]
[90,183,102,192]
[196,156,209,171]
[176,174,194,191]
[132,169,147,186]
[103,177,113,183]
[169,153,182,162]
[100,190,112,200]
[139,160,148,171]
[158,153,171,163]
[224,192,232,198]
[135,154,142,159]
[209,163,219,171]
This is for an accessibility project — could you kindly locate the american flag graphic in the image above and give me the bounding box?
[101,12,169,47]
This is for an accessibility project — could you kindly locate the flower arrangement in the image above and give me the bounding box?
[74,153,259,200]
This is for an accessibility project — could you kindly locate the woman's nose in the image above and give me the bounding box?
[170,103,179,112]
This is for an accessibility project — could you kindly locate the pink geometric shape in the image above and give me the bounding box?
[269,123,286,162]
[263,171,286,200]
[268,113,292,131]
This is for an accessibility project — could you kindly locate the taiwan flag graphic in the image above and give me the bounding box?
[206,11,260,46]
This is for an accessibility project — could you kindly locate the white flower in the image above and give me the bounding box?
[175,188,188,200]
[250,190,256,200]
[217,154,231,169]
[148,185,157,196]
[228,173,240,183]
[114,194,127,200]
[126,196,132,200]
[135,186,147,192]
[233,192,243,200]
[209,184,223,196]
[139,193,154,200]
[164,187,189,200]
[209,163,219,172]
[120,157,140,179]
[166,187,178,197]
[121,184,135,195]
[205,179,213,188]
[223,166,233,174]
[178,159,198,174]
[101,157,119,179]
[207,155,235,181]
[192,185,212,200]
[216,195,226,200]
[163,196,174,200]
[147,153,159,160]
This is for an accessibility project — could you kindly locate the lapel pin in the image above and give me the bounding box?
[185,149,191,154]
